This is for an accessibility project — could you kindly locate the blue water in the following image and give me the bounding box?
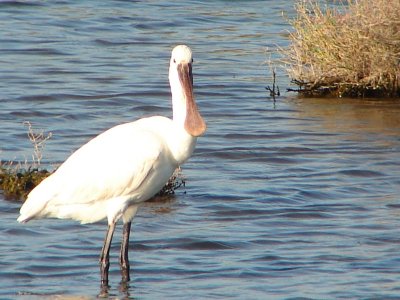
[1,1,400,299]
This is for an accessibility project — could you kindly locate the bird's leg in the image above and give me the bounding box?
[120,221,132,282]
[100,222,116,287]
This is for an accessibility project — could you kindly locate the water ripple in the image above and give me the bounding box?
[1,1,400,299]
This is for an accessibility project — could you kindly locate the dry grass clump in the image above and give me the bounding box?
[282,0,400,97]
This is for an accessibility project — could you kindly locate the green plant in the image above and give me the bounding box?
[0,164,50,200]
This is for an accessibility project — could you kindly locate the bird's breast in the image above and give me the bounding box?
[134,116,198,165]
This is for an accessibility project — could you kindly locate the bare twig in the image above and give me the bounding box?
[23,121,52,167]
[266,69,281,101]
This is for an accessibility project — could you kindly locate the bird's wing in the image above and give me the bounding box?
[19,119,175,222]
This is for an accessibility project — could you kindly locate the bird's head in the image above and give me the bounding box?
[169,45,206,137]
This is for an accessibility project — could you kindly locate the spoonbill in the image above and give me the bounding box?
[17,45,206,285]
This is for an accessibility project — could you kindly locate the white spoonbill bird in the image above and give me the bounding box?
[17,45,206,285]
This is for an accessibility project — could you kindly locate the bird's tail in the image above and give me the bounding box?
[17,213,32,223]
[17,180,52,223]
[17,196,47,223]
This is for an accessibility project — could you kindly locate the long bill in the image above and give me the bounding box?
[178,63,206,137]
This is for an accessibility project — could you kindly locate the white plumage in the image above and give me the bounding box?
[17,45,206,285]
[19,116,194,224]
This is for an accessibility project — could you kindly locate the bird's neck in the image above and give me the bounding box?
[170,83,206,138]
[171,89,187,128]
[169,65,206,137]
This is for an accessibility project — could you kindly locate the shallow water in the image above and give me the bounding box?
[1,1,400,299]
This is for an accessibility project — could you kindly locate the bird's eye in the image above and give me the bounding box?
[191,58,194,63]
[173,59,176,63]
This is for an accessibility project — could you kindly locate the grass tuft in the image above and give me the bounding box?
[282,0,400,97]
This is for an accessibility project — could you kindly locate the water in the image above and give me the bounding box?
[1,1,400,299]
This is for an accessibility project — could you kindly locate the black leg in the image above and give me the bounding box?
[100,222,116,287]
[120,221,132,282]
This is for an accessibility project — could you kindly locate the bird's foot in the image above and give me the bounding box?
[120,263,130,282]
